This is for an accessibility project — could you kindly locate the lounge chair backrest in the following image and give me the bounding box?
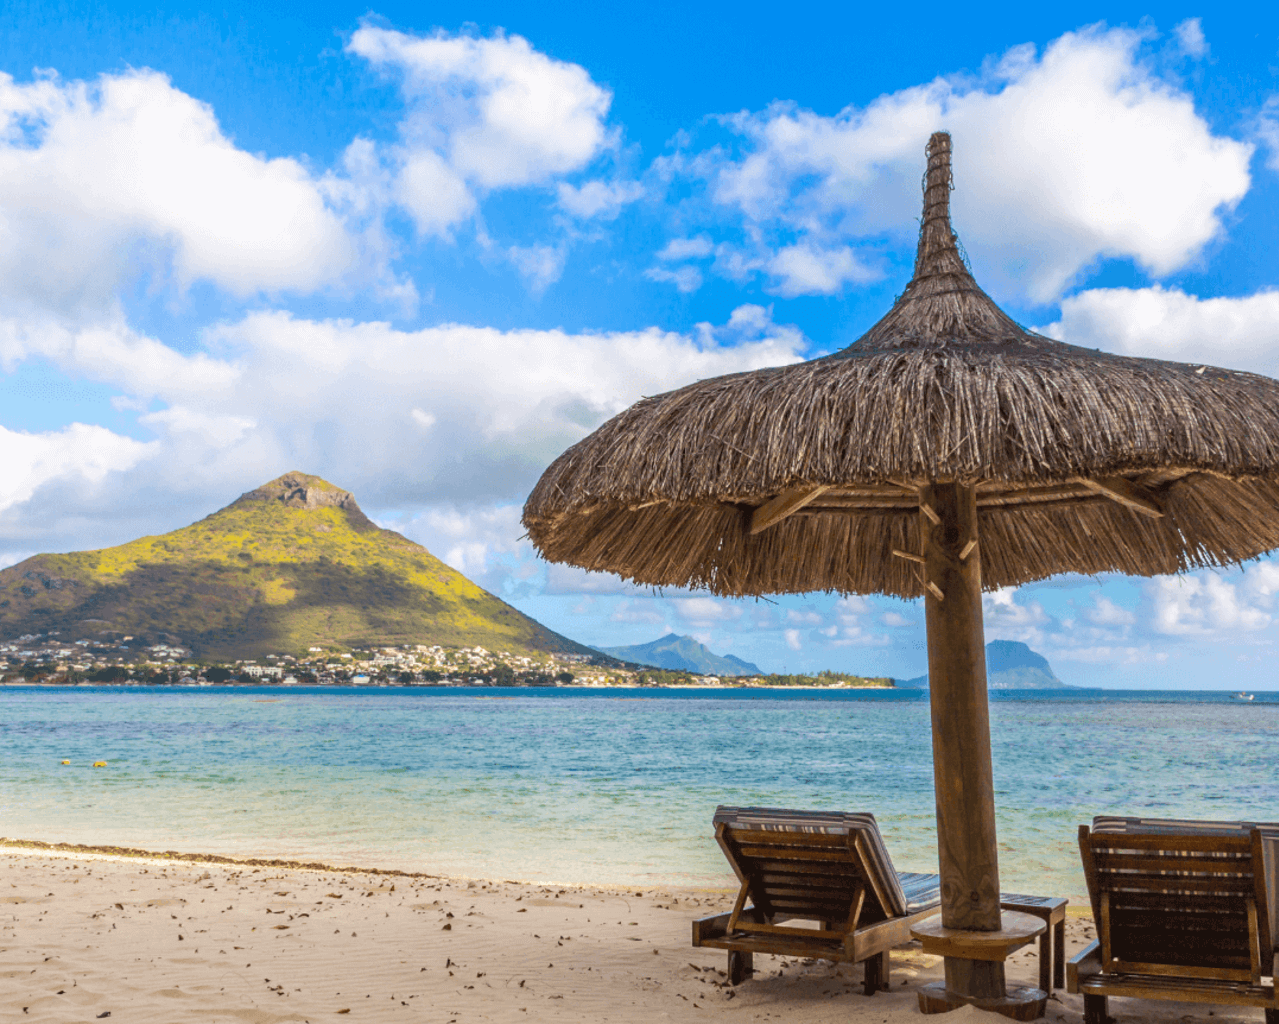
[1093,816,1279,962]
[713,806,908,921]
[1081,821,1273,983]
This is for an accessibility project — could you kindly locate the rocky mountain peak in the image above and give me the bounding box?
[236,472,360,510]
[228,472,377,529]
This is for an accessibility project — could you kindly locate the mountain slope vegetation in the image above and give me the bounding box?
[0,473,594,660]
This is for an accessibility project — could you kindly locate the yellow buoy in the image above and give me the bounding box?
[61,760,70,765]
[92,761,108,768]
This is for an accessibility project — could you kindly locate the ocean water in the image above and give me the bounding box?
[1,686,1276,898]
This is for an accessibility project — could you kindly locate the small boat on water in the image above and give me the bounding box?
[1231,691,1255,701]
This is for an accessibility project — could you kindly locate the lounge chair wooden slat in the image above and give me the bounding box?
[1090,832,1256,852]
[1098,875,1254,894]
[735,845,861,863]
[1115,962,1252,980]
[1096,852,1252,873]
[758,881,861,897]
[1109,900,1250,920]
[1111,926,1251,950]
[764,908,856,924]
[1071,818,1279,1024]
[727,829,850,846]
[735,921,845,939]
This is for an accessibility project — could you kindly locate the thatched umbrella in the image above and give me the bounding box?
[524,132,1279,1013]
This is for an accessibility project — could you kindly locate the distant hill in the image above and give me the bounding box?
[897,640,1068,689]
[595,633,762,676]
[0,472,596,661]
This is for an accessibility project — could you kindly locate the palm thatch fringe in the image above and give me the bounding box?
[529,475,1279,600]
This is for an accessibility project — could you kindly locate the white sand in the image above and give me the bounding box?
[0,844,1261,1024]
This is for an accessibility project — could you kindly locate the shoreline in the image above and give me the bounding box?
[0,836,736,894]
[0,835,1091,906]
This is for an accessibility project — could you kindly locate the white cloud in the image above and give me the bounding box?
[766,243,876,297]
[1045,286,1279,376]
[610,599,665,625]
[1253,96,1279,173]
[1174,18,1208,59]
[394,502,524,584]
[657,236,713,261]
[784,628,802,651]
[0,306,807,545]
[394,148,475,236]
[0,316,237,396]
[349,26,613,236]
[697,25,1250,301]
[1084,595,1136,627]
[0,422,153,516]
[982,588,1052,645]
[673,597,743,628]
[1148,569,1279,636]
[645,266,703,293]
[557,179,644,219]
[506,244,566,293]
[1053,644,1166,665]
[543,564,647,597]
[0,68,361,315]
[813,595,887,647]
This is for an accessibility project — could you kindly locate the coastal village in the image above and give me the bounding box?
[0,632,894,689]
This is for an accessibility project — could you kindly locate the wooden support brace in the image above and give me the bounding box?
[1078,477,1163,518]
[959,539,977,561]
[892,549,926,565]
[926,580,945,602]
[750,486,830,534]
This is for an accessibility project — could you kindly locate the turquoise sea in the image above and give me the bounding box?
[1,686,1276,898]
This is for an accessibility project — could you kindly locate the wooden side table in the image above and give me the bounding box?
[1000,894,1068,992]
[911,911,1048,1021]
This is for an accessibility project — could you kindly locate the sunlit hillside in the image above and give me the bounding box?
[0,473,592,660]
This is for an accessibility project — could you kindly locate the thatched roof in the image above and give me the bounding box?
[524,133,1279,599]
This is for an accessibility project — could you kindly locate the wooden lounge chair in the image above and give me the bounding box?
[690,806,943,992]
[1070,816,1279,1024]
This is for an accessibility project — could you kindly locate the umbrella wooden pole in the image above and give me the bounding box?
[921,482,1007,1001]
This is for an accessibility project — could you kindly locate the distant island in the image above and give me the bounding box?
[0,472,595,661]
[897,640,1072,689]
[594,633,761,676]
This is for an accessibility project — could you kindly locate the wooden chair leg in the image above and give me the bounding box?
[1264,1009,1277,1024]
[1053,919,1065,989]
[728,949,753,986]
[863,951,888,996]
[1083,993,1107,1024]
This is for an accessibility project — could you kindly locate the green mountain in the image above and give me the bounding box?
[0,472,595,660]
[897,640,1068,689]
[595,632,762,676]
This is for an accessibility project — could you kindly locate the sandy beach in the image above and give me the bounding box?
[2,841,1263,1024]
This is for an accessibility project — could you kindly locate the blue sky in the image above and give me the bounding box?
[2,2,1279,686]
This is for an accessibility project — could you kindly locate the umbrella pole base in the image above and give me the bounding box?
[918,980,1047,1021]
